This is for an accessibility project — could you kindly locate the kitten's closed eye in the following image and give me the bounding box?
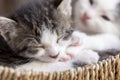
[30,45,45,49]
[101,15,110,21]
[57,34,72,44]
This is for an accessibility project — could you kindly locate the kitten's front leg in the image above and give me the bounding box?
[73,50,100,67]
[76,50,99,65]
[71,31,120,51]
[66,44,100,66]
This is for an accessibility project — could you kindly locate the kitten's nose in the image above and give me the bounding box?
[81,12,91,23]
[49,52,59,58]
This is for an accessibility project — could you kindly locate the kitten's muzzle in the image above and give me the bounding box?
[81,12,91,24]
[49,52,59,59]
[33,45,60,59]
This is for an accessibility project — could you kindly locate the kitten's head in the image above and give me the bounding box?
[0,0,72,63]
[73,0,120,35]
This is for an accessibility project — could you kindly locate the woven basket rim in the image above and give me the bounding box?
[0,53,119,74]
[0,54,120,80]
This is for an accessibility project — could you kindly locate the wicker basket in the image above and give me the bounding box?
[0,54,120,80]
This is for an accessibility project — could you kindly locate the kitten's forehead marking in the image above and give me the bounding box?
[41,28,57,46]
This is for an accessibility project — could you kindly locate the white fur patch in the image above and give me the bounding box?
[16,61,73,72]
[72,50,99,64]
[73,0,120,35]
[41,29,58,46]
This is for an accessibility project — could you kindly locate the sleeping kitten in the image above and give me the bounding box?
[0,0,100,72]
[72,0,120,35]
[0,0,117,72]
[0,0,73,71]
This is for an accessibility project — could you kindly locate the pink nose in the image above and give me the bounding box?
[49,52,59,58]
[81,12,91,23]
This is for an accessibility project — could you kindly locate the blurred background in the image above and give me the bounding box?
[0,0,28,16]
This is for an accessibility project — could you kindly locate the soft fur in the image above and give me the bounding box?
[0,0,74,71]
[72,0,120,35]
[0,0,102,72]
[71,0,120,61]
[0,0,120,72]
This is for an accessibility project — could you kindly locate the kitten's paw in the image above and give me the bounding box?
[59,54,72,62]
[66,46,83,58]
[74,50,100,65]
[70,37,80,46]
[70,31,87,46]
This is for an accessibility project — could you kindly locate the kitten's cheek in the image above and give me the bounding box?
[34,49,45,58]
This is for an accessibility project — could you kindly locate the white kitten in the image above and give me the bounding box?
[72,0,120,35]
[70,0,120,62]
[66,31,120,59]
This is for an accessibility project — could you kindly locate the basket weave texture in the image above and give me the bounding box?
[0,54,120,80]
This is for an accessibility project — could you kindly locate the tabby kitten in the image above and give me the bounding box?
[0,0,103,72]
[0,0,74,71]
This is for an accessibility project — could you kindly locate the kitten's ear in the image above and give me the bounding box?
[0,17,17,41]
[53,0,63,8]
[57,0,72,16]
